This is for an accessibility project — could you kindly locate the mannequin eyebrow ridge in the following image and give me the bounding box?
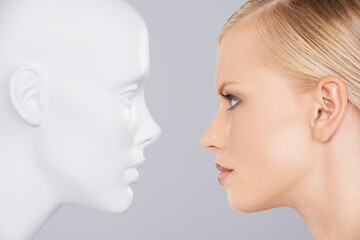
[119,75,145,89]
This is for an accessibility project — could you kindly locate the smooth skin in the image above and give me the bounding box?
[200,27,360,240]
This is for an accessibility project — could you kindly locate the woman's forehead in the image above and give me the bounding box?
[216,29,265,90]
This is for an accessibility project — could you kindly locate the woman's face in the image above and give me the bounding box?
[201,29,316,213]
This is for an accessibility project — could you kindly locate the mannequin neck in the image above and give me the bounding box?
[0,132,61,240]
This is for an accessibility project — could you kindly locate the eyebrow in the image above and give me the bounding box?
[217,81,242,93]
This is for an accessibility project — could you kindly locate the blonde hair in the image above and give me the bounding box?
[219,0,360,112]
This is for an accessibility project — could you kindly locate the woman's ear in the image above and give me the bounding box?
[9,65,46,126]
[310,75,348,142]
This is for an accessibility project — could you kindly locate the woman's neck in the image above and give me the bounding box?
[291,141,360,240]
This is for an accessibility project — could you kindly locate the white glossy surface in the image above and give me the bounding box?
[0,0,161,239]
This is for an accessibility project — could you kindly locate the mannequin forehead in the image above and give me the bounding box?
[0,0,149,85]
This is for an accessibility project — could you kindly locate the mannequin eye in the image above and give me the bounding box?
[120,85,138,106]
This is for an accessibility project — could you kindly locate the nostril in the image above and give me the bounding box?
[207,145,219,151]
[139,138,153,149]
[137,131,160,149]
[135,122,161,149]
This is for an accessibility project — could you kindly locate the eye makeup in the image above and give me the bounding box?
[220,92,241,111]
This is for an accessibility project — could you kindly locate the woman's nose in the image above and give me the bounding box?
[200,112,225,152]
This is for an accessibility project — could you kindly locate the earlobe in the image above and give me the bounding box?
[9,65,46,126]
[310,75,348,142]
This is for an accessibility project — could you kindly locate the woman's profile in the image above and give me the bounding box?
[200,0,360,239]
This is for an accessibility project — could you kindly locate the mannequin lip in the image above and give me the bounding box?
[123,159,145,185]
[129,149,146,169]
[133,159,145,169]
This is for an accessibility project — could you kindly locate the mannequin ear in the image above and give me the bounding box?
[9,65,46,126]
[310,75,348,143]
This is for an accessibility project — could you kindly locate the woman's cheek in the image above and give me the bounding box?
[226,113,310,210]
[258,123,312,202]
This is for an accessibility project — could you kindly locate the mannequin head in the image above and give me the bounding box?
[0,0,160,213]
[201,0,360,213]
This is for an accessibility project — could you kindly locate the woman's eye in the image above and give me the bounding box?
[220,92,240,110]
[229,96,239,107]
[120,85,138,106]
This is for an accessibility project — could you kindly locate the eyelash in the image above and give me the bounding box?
[220,92,241,111]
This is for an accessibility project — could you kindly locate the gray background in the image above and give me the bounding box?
[35,0,314,239]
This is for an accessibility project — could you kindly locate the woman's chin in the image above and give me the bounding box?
[227,189,274,213]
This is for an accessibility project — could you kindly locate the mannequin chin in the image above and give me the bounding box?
[0,0,161,239]
[89,186,134,214]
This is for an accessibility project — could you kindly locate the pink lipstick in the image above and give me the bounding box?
[216,163,233,185]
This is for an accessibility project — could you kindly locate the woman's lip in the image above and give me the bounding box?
[216,163,232,171]
[216,163,233,185]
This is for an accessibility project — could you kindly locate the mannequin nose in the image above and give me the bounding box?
[138,121,161,149]
[135,107,161,150]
